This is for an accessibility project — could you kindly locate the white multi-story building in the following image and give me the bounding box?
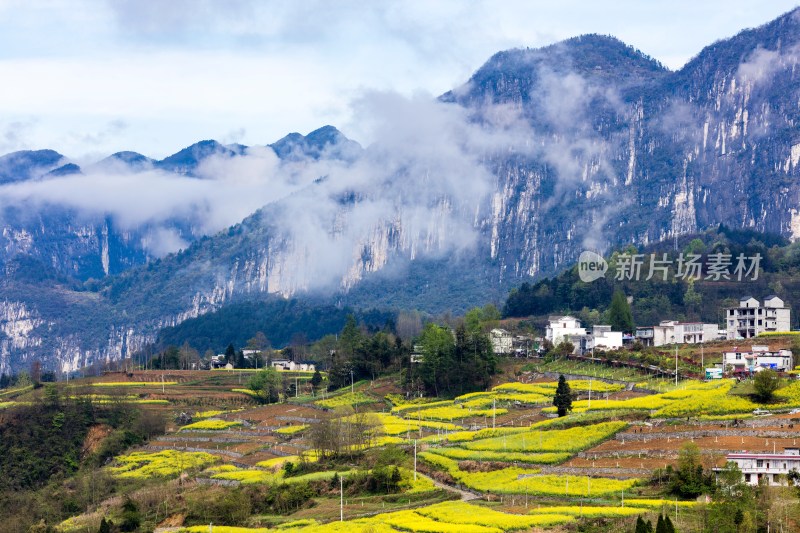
[722,345,794,375]
[726,296,791,340]
[490,328,514,355]
[635,320,718,347]
[586,325,623,351]
[546,316,586,346]
[721,448,800,486]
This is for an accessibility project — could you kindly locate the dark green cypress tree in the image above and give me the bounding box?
[553,374,573,417]
[663,514,675,533]
[225,343,236,363]
[310,369,323,389]
[655,514,667,533]
[608,289,634,332]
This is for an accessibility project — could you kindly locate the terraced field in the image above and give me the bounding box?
[34,367,800,532]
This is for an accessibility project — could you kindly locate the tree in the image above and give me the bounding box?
[30,360,42,388]
[452,323,497,394]
[98,517,112,533]
[654,514,674,533]
[179,341,199,370]
[247,331,269,351]
[708,461,761,531]
[607,290,634,332]
[339,315,364,359]
[224,343,236,363]
[464,304,501,333]
[119,497,141,532]
[418,323,455,396]
[683,278,702,318]
[247,331,270,367]
[670,442,712,498]
[553,374,573,417]
[753,369,780,402]
[634,515,653,533]
[151,346,180,369]
[654,515,665,533]
[248,368,283,404]
[792,335,800,364]
[553,340,575,357]
[396,310,423,341]
[310,370,323,390]
[308,412,378,458]
[788,468,800,496]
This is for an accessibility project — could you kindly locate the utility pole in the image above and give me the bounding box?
[701,343,704,378]
[671,335,678,386]
[414,439,417,481]
[492,398,496,429]
[588,378,592,409]
[340,475,344,521]
[350,370,354,393]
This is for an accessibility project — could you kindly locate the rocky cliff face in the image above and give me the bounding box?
[2,9,800,374]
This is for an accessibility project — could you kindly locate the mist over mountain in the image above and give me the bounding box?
[2,8,800,375]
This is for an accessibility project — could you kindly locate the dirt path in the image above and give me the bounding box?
[430,478,480,501]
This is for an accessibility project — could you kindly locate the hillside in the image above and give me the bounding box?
[2,360,800,531]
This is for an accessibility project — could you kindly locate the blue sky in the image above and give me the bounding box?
[0,0,798,159]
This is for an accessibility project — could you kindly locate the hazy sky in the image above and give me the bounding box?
[0,0,798,159]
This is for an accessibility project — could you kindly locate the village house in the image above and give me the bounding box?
[635,320,718,347]
[545,317,624,355]
[585,325,623,352]
[545,315,586,346]
[720,448,800,486]
[410,344,425,364]
[721,345,794,375]
[490,328,514,355]
[512,335,540,357]
[270,359,316,372]
[210,354,228,369]
[726,295,791,340]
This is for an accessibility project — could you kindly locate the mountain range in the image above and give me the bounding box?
[2,8,800,375]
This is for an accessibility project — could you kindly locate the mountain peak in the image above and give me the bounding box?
[156,140,246,175]
[484,33,666,75]
[677,6,800,82]
[0,149,65,184]
[270,125,361,162]
[444,33,667,106]
[45,163,82,177]
[94,151,155,172]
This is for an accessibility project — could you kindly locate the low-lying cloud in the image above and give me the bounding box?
[0,72,629,291]
[0,92,537,272]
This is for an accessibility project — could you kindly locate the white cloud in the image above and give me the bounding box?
[0,91,539,284]
[0,1,797,158]
[737,45,800,85]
